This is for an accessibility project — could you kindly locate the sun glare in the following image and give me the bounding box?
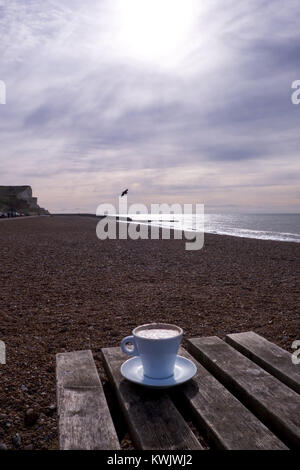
[114,0,197,66]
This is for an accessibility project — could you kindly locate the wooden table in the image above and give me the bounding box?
[56,331,300,450]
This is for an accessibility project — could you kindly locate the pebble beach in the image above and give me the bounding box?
[0,215,299,450]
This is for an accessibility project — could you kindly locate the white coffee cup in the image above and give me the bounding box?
[121,322,183,379]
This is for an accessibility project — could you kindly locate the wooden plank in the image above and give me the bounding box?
[101,347,202,450]
[226,331,300,394]
[226,331,300,393]
[187,337,300,449]
[175,347,287,450]
[56,349,120,450]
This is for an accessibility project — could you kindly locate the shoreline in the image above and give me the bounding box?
[53,213,300,244]
[0,215,299,449]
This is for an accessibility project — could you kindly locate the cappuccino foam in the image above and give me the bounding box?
[137,328,179,340]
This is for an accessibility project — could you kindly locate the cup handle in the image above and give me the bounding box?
[121,336,139,356]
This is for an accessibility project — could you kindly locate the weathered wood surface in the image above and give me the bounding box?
[187,337,300,449]
[56,350,120,450]
[176,347,287,450]
[101,347,202,450]
[226,331,300,394]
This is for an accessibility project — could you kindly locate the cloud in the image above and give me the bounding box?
[0,0,299,212]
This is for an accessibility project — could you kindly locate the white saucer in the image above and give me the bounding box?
[120,355,197,389]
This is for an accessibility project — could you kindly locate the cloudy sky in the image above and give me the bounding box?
[0,0,299,213]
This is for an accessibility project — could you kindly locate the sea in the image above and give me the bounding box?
[127,213,300,243]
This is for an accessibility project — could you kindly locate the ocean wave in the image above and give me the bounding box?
[118,214,300,243]
[204,228,300,243]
